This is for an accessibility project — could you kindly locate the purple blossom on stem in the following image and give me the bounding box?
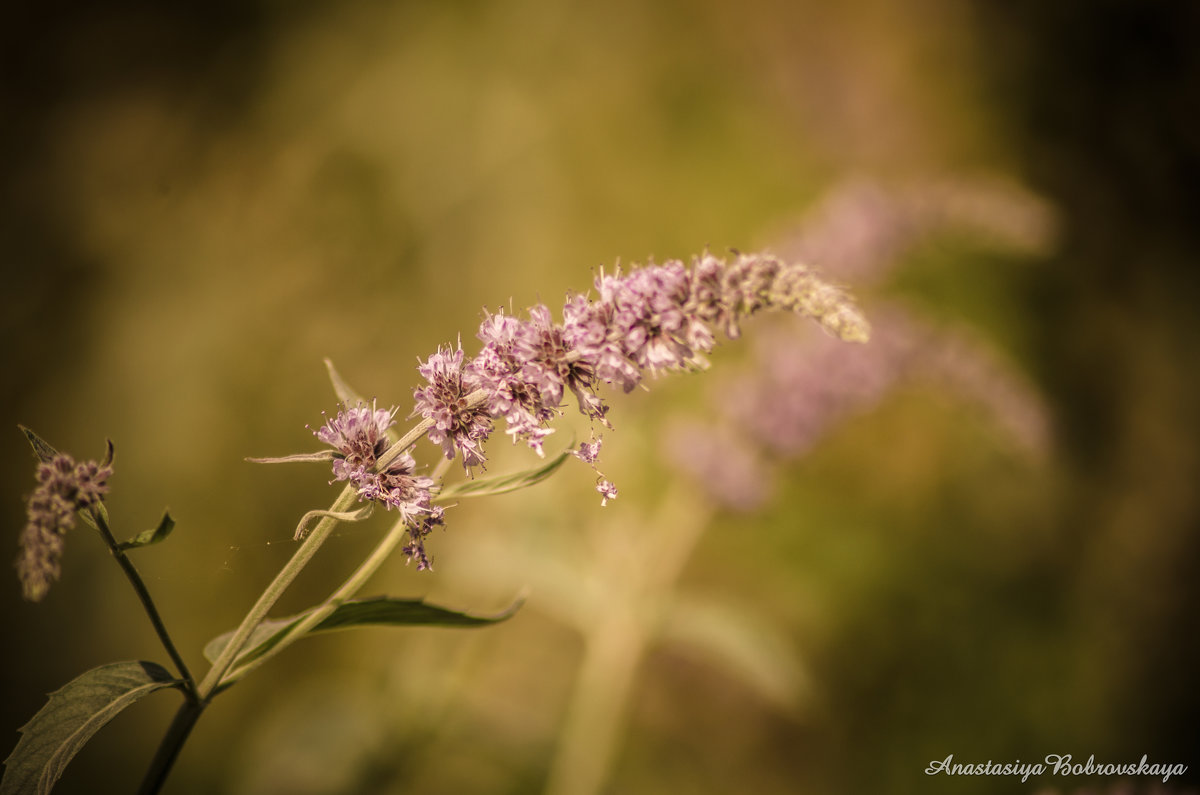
[414,250,868,506]
[313,402,441,566]
[413,344,493,472]
[471,309,559,457]
[314,403,396,484]
[17,453,112,601]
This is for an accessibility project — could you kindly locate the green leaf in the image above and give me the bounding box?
[117,511,175,551]
[203,596,522,666]
[18,425,59,464]
[1,661,180,795]
[436,446,572,501]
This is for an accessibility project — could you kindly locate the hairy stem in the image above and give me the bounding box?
[219,512,413,686]
[196,481,360,700]
[144,393,489,792]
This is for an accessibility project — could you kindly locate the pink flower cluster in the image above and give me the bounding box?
[412,251,869,488]
[17,453,112,601]
[315,250,867,567]
[313,404,443,570]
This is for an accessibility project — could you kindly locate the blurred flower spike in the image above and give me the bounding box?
[17,452,113,601]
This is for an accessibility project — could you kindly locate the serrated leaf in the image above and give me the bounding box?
[658,596,806,710]
[117,511,175,551]
[1,661,180,795]
[203,596,522,666]
[18,425,59,464]
[436,446,572,501]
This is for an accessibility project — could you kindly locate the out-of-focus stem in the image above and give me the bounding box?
[545,483,713,795]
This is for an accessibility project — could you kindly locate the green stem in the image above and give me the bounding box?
[219,513,413,686]
[142,392,488,791]
[545,483,713,795]
[92,512,198,702]
[136,699,203,795]
[196,481,359,700]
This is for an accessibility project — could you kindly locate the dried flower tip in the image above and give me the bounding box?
[16,452,113,601]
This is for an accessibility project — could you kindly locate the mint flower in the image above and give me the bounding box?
[314,403,396,485]
[471,310,559,457]
[414,251,869,504]
[314,402,440,566]
[413,344,493,472]
[17,453,113,602]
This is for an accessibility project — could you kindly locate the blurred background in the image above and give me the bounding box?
[2,0,1197,793]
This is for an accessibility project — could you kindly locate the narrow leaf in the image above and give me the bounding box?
[203,596,522,666]
[246,451,336,465]
[293,504,373,540]
[1,661,179,795]
[436,446,572,501]
[18,425,59,464]
[117,511,176,551]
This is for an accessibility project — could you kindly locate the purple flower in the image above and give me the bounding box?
[314,403,396,484]
[410,250,869,493]
[562,292,641,395]
[402,505,445,572]
[314,402,442,567]
[517,303,610,425]
[600,261,698,375]
[413,345,493,472]
[17,453,113,602]
[471,309,559,457]
[571,437,603,465]
[596,479,618,506]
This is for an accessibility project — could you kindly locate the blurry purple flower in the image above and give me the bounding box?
[595,479,618,507]
[571,437,603,465]
[671,305,1050,512]
[17,452,113,602]
[777,177,1056,285]
[661,420,774,513]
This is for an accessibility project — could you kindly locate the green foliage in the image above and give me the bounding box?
[203,596,522,669]
[437,446,572,501]
[1,662,180,795]
[117,511,176,551]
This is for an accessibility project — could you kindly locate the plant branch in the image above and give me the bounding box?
[92,511,198,702]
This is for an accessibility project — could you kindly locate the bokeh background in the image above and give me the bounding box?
[2,1,1197,794]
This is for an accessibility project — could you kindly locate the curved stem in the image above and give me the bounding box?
[92,512,198,702]
[219,513,413,686]
[141,396,488,792]
[136,699,203,795]
[196,482,359,700]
